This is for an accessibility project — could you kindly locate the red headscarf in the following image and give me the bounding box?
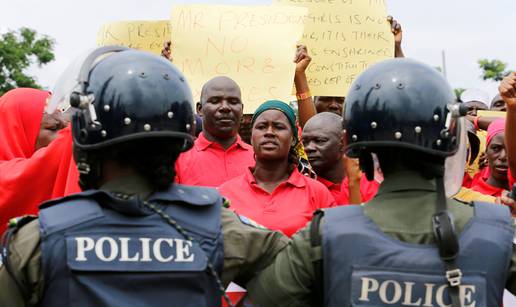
[0,88,48,160]
[486,119,506,147]
[0,88,80,234]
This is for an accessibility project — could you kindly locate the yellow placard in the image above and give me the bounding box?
[477,110,506,118]
[170,5,307,113]
[274,0,394,97]
[96,20,171,55]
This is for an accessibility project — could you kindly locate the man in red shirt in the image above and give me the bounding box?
[302,112,379,205]
[175,76,254,187]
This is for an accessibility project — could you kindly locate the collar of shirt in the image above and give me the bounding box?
[196,132,251,152]
[245,166,306,191]
[317,176,342,191]
[471,177,505,197]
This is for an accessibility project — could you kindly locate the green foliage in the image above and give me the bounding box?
[478,59,512,82]
[0,27,55,95]
[454,88,465,101]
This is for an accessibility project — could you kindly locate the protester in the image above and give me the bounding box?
[0,48,289,307]
[219,100,335,237]
[470,119,509,197]
[175,76,254,187]
[313,96,345,116]
[302,112,379,204]
[0,88,78,233]
[461,88,490,116]
[491,93,507,111]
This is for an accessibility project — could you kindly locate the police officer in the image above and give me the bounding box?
[0,47,288,307]
[246,58,516,307]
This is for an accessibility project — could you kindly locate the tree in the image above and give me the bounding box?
[454,88,465,101]
[478,59,512,82]
[0,27,55,96]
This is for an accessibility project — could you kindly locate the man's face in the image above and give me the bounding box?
[315,96,345,116]
[486,133,508,181]
[200,80,243,139]
[491,99,507,112]
[302,124,342,173]
[465,101,488,116]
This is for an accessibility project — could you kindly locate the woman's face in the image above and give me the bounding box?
[35,111,67,151]
[251,110,294,162]
[486,132,508,182]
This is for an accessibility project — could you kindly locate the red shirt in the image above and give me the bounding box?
[218,167,336,237]
[175,133,254,187]
[470,177,505,197]
[317,174,380,205]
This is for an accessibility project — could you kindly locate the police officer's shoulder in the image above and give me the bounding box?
[235,213,269,230]
[39,190,104,210]
[451,197,473,206]
[3,215,38,237]
[1,215,40,267]
[152,184,221,206]
[221,207,270,231]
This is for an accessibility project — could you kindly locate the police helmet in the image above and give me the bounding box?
[344,58,466,159]
[47,46,195,182]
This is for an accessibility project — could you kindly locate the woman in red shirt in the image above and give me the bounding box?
[219,100,335,237]
[0,88,79,233]
[471,119,509,197]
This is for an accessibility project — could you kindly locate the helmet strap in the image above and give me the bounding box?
[75,150,102,190]
[359,151,375,181]
[432,173,462,307]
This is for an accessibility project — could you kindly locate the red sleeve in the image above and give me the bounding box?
[509,170,515,187]
[0,127,77,233]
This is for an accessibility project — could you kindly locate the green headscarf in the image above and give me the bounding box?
[251,100,298,143]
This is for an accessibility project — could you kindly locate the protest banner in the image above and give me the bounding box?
[170,5,307,113]
[477,110,506,118]
[96,20,171,55]
[274,0,394,96]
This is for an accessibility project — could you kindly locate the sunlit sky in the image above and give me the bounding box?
[2,0,514,100]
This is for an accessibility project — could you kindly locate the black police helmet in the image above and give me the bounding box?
[344,58,462,159]
[71,48,195,153]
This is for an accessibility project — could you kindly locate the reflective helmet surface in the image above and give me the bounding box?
[54,47,195,152]
[344,58,459,158]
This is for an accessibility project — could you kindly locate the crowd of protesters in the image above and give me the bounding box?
[1,16,515,243]
[1,15,516,306]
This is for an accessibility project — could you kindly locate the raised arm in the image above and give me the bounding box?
[294,45,317,128]
[500,72,516,179]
